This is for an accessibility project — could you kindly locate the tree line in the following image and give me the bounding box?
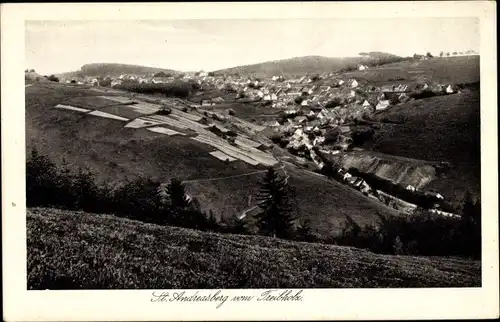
[27,148,481,259]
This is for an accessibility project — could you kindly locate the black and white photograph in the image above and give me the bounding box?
[2,2,498,321]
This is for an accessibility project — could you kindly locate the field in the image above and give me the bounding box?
[25,82,398,234]
[366,87,480,204]
[343,56,480,85]
[27,207,481,289]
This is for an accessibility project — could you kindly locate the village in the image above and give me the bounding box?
[53,58,467,218]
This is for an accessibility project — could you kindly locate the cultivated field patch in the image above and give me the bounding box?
[124,118,163,128]
[97,95,134,104]
[96,105,147,119]
[209,150,237,162]
[147,127,184,136]
[54,104,91,113]
[88,110,129,122]
[65,96,118,109]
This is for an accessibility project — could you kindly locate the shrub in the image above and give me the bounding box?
[47,75,59,82]
[26,148,222,232]
[294,96,304,104]
[325,97,342,108]
[156,107,172,115]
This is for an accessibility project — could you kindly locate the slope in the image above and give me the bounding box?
[25,82,398,235]
[367,87,480,204]
[213,53,406,77]
[27,207,481,289]
[342,55,480,85]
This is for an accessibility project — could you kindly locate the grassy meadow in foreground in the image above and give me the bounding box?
[27,208,481,289]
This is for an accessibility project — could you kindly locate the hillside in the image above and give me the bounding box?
[56,63,179,78]
[342,55,480,85]
[27,207,481,289]
[213,53,407,77]
[25,82,398,236]
[366,86,480,204]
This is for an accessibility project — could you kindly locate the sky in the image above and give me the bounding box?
[25,18,479,75]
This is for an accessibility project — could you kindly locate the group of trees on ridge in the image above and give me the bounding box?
[27,148,481,259]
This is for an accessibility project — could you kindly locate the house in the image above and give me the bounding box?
[301,99,309,106]
[350,79,359,88]
[257,91,264,98]
[376,100,390,110]
[201,99,213,106]
[212,97,225,103]
[340,125,351,134]
[111,79,122,87]
[398,93,410,102]
[350,90,356,97]
[338,80,345,86]
[445,85,455,94]
[425,190,445,200]
[362,100,371,108]
[263,94,271,101]
[295,116,308,124]
[346,176,358,185]
[270,93,278,101]
[358,64,368,71]
[406,185,416,192]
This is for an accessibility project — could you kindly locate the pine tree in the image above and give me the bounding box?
[206,210,219,232]
[166,178,191,225]
[255,167,295,238]
[296,218,316,242]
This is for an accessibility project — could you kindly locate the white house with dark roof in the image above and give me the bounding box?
[376,100,390,110]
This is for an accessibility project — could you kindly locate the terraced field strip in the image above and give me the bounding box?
[54,104,91,113]
[97,105,147,119]
[124,118,163,128]
[98,96,134,104]
[209,150,237,162]
[88,110,129,121]
[192,134,277,166]
[191,135,260,166]
[233,118,267,132]
[235,136,261,148]
[129,102,161,114]
[89,88,108,93]
[66,96,120,108]
[169,108,203,122]
[147,127,184,136]
[147,114,210,132]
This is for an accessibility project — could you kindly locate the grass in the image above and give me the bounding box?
[344,56,480,85]
[367,88,480,204]
[26,83,397,237]
[27,207,481,289]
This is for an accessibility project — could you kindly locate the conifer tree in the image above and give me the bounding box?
[165,178,190,225]
[255,167,294,238]
[296,218,316,242]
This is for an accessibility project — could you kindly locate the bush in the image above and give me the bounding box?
[335,207,480,259]
[26,148,222,233]
[47,75,59,82]
[115,81,196,98]
[325,97,342,108]
[156,107,172,115]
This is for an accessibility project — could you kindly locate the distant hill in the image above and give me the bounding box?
[213,53,408,77]
[28,207,481,289]
[56,63,180,78]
